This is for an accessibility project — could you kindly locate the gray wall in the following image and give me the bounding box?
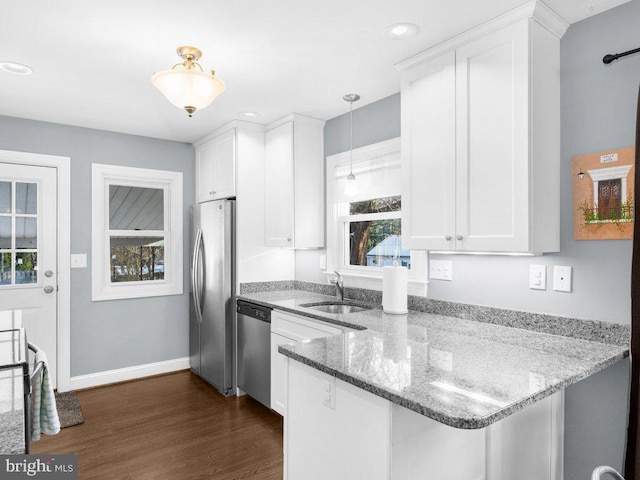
[297,1,640,477]
[0,115,195,376]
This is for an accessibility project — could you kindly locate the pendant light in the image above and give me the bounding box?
[152,46,226,117]
[343,93,360,197]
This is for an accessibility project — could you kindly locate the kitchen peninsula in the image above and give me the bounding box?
[238,288,628,480]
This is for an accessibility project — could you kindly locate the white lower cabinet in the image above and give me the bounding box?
[270,310,342,417]
[285,361,564,480]
[270,332,294,416]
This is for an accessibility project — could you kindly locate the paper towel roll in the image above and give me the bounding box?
[382,266,408,314]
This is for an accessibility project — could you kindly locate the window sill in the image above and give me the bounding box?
[323,270,428,297]
[92,283,183,302]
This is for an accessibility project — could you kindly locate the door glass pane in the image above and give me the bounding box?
[0,182,10,213]
[0,217,10,249]
[109,186,164,231]
[349,219,410,268]
[15,252,37,284]
[0,253,10,285]
[110,236,165,282]
[15,218,37,249]
[15,183,37,214]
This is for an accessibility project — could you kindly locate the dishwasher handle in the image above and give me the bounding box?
[236,301,271,323]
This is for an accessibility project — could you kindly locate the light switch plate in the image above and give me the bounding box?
[429,260,452,281]
[529,265,546,290]
[71,254,87,269]
[319,255,327,270]
[553,265,572,292]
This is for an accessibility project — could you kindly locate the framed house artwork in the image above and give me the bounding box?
[572,147,635,240]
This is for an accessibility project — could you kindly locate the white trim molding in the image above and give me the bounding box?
[395,0,568,72]
[91,163,183,301]
[70,357,190,390]
[0,149,72,393]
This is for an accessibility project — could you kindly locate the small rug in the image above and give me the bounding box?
[55,391,84,428]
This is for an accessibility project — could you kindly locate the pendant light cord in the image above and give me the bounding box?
[349,100,354,175]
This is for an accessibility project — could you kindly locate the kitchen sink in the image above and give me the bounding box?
[299,301,372,315]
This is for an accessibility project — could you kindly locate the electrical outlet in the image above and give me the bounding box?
[322,377,336,409]
[553,265,572,292]
[429,260,452,281]
[529,265,546,290]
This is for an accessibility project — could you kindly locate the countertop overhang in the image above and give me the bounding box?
[238,290,629,429]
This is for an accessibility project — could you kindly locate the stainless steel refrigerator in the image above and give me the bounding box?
[189,199,235,396]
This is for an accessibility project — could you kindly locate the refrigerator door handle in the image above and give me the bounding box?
[192,228,204,324]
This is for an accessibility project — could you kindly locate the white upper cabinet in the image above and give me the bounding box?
[195,129,236,203]
[265,114,325,248]
[399,2,567,253]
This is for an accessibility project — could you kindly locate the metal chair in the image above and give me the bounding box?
[592,466,625,480]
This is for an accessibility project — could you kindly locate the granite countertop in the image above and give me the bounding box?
[237,290,629,429]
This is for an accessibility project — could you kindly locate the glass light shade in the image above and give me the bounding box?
[151,69,226,112]
[343,174,359,197]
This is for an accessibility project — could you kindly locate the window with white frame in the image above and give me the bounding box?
[326,138,427,294]
[92,164,183,301]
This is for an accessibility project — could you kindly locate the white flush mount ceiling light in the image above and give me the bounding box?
[383,23,419,40]
[0,61,34,75]
[151,46,226,118]
[343,93,360,197]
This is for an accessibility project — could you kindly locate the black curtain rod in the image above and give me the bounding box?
[603,47,640,64]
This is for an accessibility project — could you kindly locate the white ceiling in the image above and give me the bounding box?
[0,0,629,144]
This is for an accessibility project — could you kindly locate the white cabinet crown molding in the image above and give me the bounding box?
[193,119,265,147]
[266,112,326,131]
[395,0,568,71]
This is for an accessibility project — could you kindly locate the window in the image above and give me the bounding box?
[326,138,427,294]
[0,180,38,286]
[92,164,183,301]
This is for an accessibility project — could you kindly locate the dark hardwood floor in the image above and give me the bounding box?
[32,371,283,480]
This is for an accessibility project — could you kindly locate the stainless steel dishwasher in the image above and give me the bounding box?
[236,300,271,408]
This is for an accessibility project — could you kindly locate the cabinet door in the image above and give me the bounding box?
[271,332,294,416]
[401,50,456,251]
[271,310,343,417]
[211,129,236,200]
[287,361,392,480]
[196,130,236,203]
[455,21,530,252]
[265,122,294,247]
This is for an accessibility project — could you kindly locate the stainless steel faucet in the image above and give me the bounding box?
[330,270,344,300]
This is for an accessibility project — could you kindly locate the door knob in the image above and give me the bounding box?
[44,285,55,294]
[44,270,54,278]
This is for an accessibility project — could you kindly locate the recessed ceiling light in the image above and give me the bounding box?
[0,61,34,75]
[383,23,419,40]
[238,111,260,119]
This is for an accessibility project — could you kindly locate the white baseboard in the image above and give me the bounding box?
[69,357,190,391]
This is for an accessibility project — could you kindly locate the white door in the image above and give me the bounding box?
[0,163,58,387]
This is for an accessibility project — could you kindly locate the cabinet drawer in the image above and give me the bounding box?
[271,310,342,341]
